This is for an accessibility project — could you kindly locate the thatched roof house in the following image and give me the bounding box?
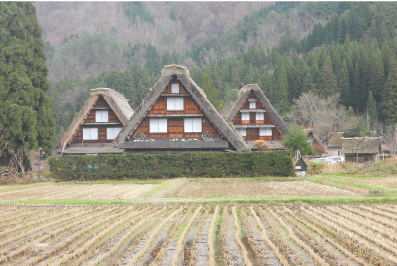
[341,137,382,163]
[55,88,134,154]
[225,84,288,150]
[307,130,327,156]
[114,65,250,153]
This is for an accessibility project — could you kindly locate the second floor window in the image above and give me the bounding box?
[107,127,122,140]
[150,118,167,133]
[83,128,98,140]
[167,97,184,110]
[256,112,264,121]
[237,128,247,137]
[242,113,250,121]
[260,128,272,136]
[184,118,202,132]
[249,101,256,109]
[96,110,108,122]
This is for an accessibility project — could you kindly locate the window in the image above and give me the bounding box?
[184,118,202,132]
[249,101,256,109]
[167,97,184,110]
[171,83,179,93]
[107,127,122,140]
[95,110,108,122]
[256,112,264,121]
[150,118,167,133]
[242,113,250,121]
[237,128,246,137]
[260,128,272,136]
[83,128,98,140]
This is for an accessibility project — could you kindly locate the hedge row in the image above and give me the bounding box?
[49,151,295,180]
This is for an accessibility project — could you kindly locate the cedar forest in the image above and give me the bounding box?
[2,2,397,154]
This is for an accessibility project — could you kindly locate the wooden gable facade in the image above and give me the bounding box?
[130,78,220,140]
[231,91,283,141]
[115,65,251,153]
[55,88,134,154]
[71,95,123,144]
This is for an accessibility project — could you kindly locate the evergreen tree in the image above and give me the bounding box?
[317,57,337,98]
[0,2,54,168]
[382,54,397,125]
[202,74,223,112]
[369,51,385,101]
[367,91,378,129]
[273,64,290,114]
[351,62,361,110]
[261,70,272,100]
[339,60,352,106]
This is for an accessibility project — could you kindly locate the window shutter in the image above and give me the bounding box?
[237,128,246,136]
[150,119,159,133]
[91,128,98,139]
[242,113,250,121]
[171,84,179,93]
[260,128,272,136]
[184,118,193,132]
[158,118,167,132]
[175,98,184,110]
[83,128,90,140]
[167,98,175,110]
[192,118,202,132]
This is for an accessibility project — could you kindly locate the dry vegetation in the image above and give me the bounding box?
[1,204,397,265]
[174,180,355,198]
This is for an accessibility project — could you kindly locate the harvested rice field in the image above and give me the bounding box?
[174,180,355,198]
[1,204,397,265]
[0,179,355,203]
[0,184,156,200]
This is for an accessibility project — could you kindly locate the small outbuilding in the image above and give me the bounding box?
[341,137,382,163]
[294,157,308,177]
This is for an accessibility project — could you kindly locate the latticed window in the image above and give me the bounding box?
[260,128,272,136]
[106,127,122,140]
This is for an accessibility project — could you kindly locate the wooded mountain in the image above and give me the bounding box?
[33,2,397,145]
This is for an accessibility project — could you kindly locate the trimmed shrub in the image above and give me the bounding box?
[49,151,295,180]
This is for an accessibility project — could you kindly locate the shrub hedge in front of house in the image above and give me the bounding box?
[49,151,295,180]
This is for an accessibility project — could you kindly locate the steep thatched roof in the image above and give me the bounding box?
[114,65,251,152]
[328,132,344,147]
[225,84,289,135]
[307,131,327,155]
[341,137,382,154]
[54,88,134,151]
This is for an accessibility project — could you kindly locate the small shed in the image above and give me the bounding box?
[341,137,382,163]
[295,157,307,177]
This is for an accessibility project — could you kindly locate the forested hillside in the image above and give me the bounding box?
[36,2,397,146]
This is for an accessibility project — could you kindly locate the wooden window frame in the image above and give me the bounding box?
[241,112,250,121]
[171,83,180,93]
[184,118,202,133]
[167,97,184,111]
[259,128,272,136]
[95,110,109,123]
[150,118,167,133]
[106,127,122,140]
[83,128,98,140]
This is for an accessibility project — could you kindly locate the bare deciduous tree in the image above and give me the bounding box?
[375,121,397,157]
[286,91,352,144]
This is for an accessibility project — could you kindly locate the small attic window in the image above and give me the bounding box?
[249,101,256,109]
[171,83,179,93]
